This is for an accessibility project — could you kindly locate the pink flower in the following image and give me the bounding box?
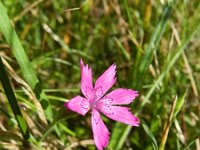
[64,59,139,150]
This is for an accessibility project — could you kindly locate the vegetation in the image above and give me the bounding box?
[0,0,199,149]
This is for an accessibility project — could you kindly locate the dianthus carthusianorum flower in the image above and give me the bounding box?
[64,59,139,150]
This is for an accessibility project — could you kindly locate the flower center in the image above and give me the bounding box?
[90,95,99,109]
[89,86,104,109]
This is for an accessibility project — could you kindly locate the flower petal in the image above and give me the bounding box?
[80,59,93,99]
[99,106,139,126]
[102,88,139,105]
[91,109,110,150]
[94,64,116,99]
[64,96,90,115]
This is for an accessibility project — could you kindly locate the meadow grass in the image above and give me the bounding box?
[0,0,199,149]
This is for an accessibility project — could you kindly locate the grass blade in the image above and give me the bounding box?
[134,2,172,87]
[142,122,158,150]
[39,109,77,143]
[110,1,200,149]
[183,136,200,150]
[142,23,200,109]
[0,1,38,89]
[159,96,177,150]
[0,130,22,142]
[0,57,30,141]
[0,1,53,122]
[128,19,199,150]
[173,90,187,118]
[110,2,174,149]
[123,0,135,37]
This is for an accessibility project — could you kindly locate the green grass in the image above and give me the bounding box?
[0,0,200,149]
[0,57,30,143]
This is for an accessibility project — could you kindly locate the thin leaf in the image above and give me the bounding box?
[0,1,38,89]
[39,109,77,143]
[173,90,187,118]
[114,37,131,61]
[142,122,158,150]
[133,1,173,88]
[183,136,200,150]
[0,1,53,122]
[0,57,30,141]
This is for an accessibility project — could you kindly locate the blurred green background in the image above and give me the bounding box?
[0,0,199,149]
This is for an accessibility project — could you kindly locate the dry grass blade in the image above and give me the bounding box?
[196,138,200,150]
[2,57,47,126]
[22,109,42,137]
[171,23,199,97]
[0,141,20,150]
[0,130,22,142]
[64,139,94,150]
[64,0,89,12]
[174,119,186,144]
[13,0,45,22]
[159,96,177,150]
